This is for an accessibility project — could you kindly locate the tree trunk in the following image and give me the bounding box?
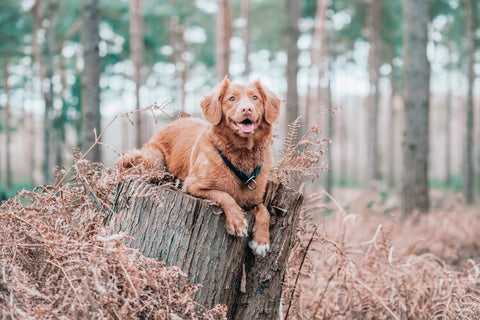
[42,0,56,184]
[110,179,303,320]
[365,0,382,190]
[462,0,477,204]
[387,60,397,189]
[285,0,301,134]
[216,0,232,80]
[81,0,101,162]
[130,0,144,148]
[307,0,328,127]
[3,58,12,192]
[445,48,452,188]
[241,0,251,78]
[325,61,334,198]
[401,0,430,216]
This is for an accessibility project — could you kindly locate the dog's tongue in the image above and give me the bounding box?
[238,122,255,134]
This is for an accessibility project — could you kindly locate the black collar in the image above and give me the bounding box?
[215,147,263,190]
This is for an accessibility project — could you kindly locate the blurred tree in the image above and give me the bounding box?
[240,0,251,78]
[365,0,381,190]
[130,0,144,148]
[285,0,301,134]
[306,0,328,126]
[81,0,101,162]
[382,0,403,189]
[216,0,232,80]
[0,0,26,192]
[2,59,12,191]
[461,0,477,204]
[44,0,56,184]
[401,0,430,216]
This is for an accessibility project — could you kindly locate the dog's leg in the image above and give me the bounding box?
[248,204,270,256]
[185,187,248,237]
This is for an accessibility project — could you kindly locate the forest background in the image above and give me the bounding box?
[0,0,479,215]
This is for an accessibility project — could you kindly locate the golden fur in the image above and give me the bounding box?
[114,78,281,256]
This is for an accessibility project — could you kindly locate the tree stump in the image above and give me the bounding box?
[110,178,303,320]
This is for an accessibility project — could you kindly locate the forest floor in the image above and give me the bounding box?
[283,188,480,319]
[1,159,479,319]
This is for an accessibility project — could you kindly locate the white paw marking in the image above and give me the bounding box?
[249,241,270,257]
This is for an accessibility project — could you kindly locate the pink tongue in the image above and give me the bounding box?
[238,122,255,134]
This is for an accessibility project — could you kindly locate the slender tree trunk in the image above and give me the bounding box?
[445,48,452,188]
[81,0,101,162]
[387,69,397,189]
[3,59,12,191]
[55,53,68,167]
[366,0,382,190]
[32,0,50,184]
[42,0,56,184]
[130,0,144,148]
[462,0,477,203]
[216,0,232,80]
[325,59,334,197]
[285,0,301,134]
[307,0,328,127]
[401,0,430,216]
[241,0,251,78]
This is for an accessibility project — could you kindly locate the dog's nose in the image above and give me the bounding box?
[241,105,253,115]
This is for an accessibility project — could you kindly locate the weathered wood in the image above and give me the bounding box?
[110,179,303,319]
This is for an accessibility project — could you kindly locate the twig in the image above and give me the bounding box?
[355,278,400,320]
[55,101,171,188]
[284,225,318,320]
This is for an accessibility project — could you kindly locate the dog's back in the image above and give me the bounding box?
[145,117,206,180]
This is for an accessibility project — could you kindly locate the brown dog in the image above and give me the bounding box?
[114,78,281,256]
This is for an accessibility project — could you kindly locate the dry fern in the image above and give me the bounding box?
[0,161,226,319]
[271,117,331,186]
[283,201,480,320]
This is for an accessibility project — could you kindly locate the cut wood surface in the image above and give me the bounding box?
[110,178,303,319]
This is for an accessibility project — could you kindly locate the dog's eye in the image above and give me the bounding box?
[252,95,258,100]
[229,96,235,101]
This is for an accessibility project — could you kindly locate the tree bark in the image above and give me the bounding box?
[445,48,452,188]
[462,0,477,204]
[81,0,101,162]
[387,65,397,189]
[401,0,430,216]
[110,179,303,320]
[42,0,56,184]
[366,0,382,190]
[216,0,232,80]
[130,0,144,148]
[307,0,328,127]
[285,0,301,135]
[3,58,12,192]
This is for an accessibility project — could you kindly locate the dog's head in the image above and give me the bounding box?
[200,77,281,137]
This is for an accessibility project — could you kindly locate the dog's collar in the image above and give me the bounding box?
[215,147,263,190]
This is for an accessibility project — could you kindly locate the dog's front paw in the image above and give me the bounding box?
[225,209,248,237]
[249,240,270,257]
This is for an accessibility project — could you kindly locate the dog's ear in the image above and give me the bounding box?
[255,80,281,124]
[200,77,230,125]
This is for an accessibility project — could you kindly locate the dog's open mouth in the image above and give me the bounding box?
[232,119,256,134]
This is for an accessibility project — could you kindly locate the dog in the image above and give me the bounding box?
[114,78,281,256]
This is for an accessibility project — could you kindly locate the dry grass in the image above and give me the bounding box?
[0,160,225,319]
[0,102,226,319]
[283,197,480,319]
